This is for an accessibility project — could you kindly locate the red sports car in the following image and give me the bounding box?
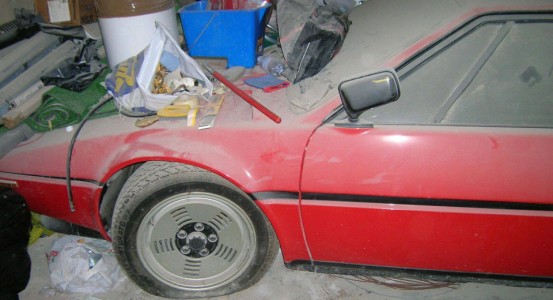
[1,0,553,298]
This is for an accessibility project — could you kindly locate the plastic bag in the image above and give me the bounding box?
[48,235,123,294]
[41,40,106,92]
[277,0,350,83]
[106,23,213,112]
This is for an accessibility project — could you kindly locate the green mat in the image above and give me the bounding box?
[24,69,118,132]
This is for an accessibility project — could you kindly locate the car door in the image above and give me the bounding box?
[300,14,553,278]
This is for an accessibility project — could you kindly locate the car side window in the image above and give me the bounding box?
[442,22,553,127]
[358,16,553,128]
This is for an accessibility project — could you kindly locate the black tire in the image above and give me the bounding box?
[0,190,31,249]
[0,190,31,299]
[111,162,278,299]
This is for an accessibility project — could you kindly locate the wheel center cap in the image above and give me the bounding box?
[187,232,207,250]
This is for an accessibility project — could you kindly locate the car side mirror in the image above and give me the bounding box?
[338,70,400,122]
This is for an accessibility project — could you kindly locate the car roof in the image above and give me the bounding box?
[286,0,553,113]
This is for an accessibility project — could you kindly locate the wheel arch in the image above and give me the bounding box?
[97,158,273,240]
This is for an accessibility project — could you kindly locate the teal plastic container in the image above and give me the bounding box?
[178,1,272,68]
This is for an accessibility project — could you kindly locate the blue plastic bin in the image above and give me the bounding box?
[178,1,272,68]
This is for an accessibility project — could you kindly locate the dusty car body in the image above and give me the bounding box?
[1,0,553,298]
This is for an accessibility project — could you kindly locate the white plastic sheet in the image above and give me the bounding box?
[48,235,123,294]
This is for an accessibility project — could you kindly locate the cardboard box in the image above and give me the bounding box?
[35,0,97,26]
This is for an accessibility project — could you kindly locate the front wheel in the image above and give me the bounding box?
[111,162,278,298]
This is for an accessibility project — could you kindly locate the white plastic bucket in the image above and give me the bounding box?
[97,2,179,69]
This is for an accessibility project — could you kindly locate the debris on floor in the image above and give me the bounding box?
[29,213,54,246]
[21,233,553,300]
[47,235,123,294]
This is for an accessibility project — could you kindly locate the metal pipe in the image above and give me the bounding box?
[203,64,281,124]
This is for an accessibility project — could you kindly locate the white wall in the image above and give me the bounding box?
[0,0,14,23]
[11,0,34,10]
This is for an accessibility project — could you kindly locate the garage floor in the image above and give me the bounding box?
[19,234,553,300]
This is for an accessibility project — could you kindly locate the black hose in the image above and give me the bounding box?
[66,94,113,212]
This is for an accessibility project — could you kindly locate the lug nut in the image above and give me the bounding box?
[194,223,204,231]
[199,248,209,257]
[181,245,191,255]
[208,234,218,243]
[177,230,187,239]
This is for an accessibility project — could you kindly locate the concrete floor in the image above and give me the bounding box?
[19,233,553,300]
